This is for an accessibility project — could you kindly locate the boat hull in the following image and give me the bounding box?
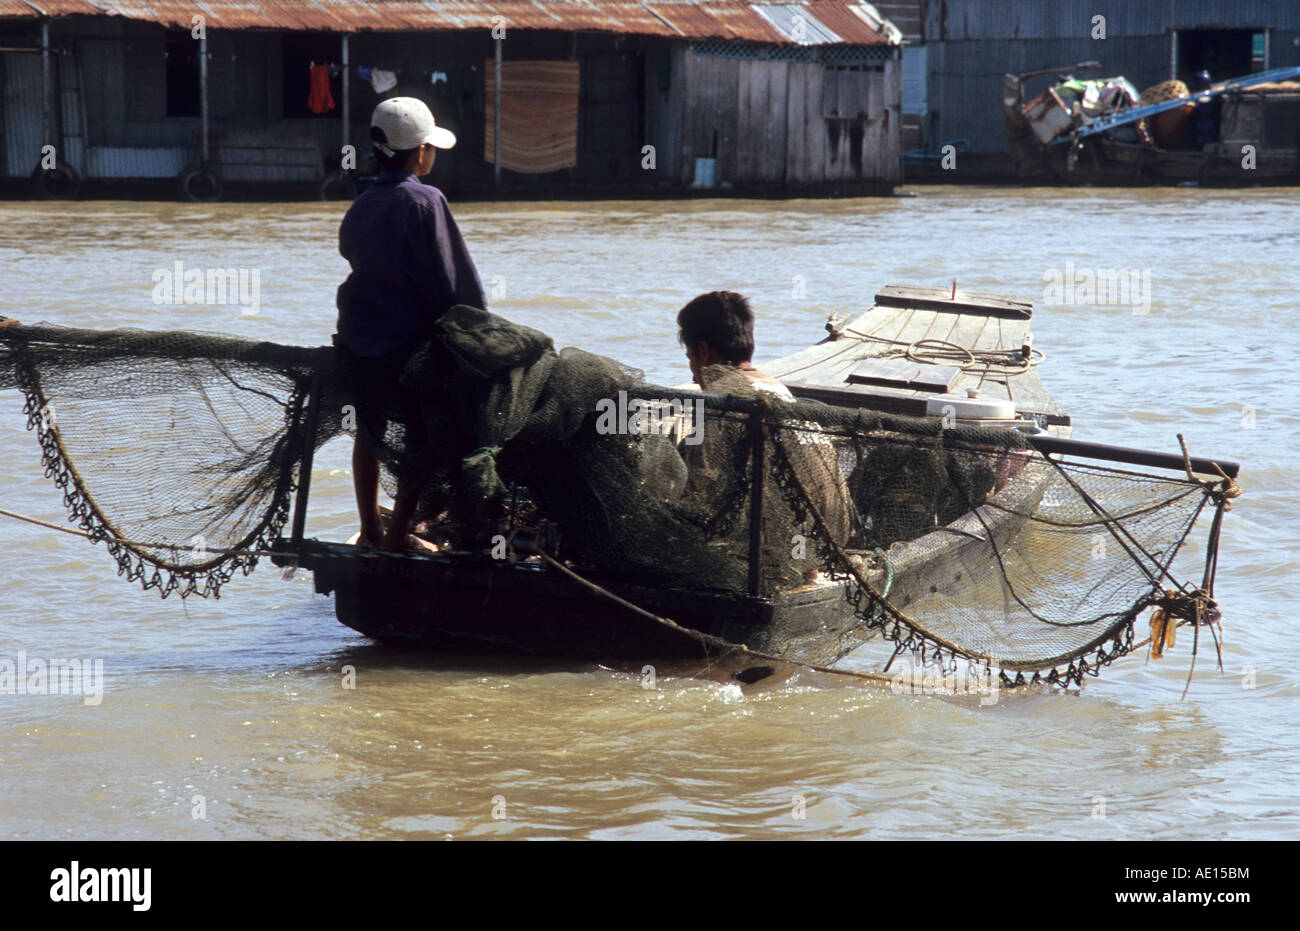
[278,441,1047,667]
[282,541,858,662]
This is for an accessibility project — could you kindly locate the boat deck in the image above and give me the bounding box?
[760,284,1069,427]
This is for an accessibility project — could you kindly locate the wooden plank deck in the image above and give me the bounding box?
[761,286,1068,425]
[874,284,1033,318]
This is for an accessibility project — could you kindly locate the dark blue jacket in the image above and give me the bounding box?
[335,170,486,357]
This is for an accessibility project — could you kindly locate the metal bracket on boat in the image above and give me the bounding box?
[503,521,561,560]
[507,530,543,556]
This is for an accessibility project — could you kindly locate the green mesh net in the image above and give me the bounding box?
[0,309,1231,685]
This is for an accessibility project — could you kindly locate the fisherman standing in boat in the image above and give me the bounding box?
[335,97,486,550]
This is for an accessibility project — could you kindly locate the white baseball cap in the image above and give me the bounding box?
[371,97,457,155]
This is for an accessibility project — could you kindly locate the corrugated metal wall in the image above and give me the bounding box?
[925,0,1300,42]
[2,52,42,176]
[926,35,1156,152]
[921,0,1300,154]
[83,146,188,178]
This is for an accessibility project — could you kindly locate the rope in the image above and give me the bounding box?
[874,546,893,599]
[768,330,1043,381]
[1177,433,1242,511]
[534,550,922,691]
[0,506,290,560]
[840,329,1046,375]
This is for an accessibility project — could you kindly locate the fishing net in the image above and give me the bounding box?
[0,310,1233,684]
[0,319,343,596]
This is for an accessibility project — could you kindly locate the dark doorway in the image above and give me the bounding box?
[282,33,342,118]
[1176,29,1264,84]
[579,51,644,181]
[165,29,201,118]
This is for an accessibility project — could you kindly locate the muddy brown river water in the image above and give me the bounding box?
[0,186,1295,839]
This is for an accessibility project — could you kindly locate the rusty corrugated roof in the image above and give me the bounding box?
[0,1,895,46]
[804,2,897,45]
[0,1,104,18]
[648,2,787,43]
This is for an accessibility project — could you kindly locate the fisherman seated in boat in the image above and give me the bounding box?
[678,291,796,401]
[676,291,853,587]
[334,97,486,551]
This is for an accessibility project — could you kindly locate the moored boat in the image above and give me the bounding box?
[1003,64,1300,185]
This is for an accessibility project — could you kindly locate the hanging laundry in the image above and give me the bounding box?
[357,66,372,82]
[431,71,448,85]
[370,69,398,94]
[307,63,335,114]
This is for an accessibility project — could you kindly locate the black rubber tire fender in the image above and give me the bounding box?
[31,162,81,199]
[177,166,223,202]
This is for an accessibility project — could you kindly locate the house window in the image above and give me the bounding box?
[282,34,342,118]
[164,29,201,118]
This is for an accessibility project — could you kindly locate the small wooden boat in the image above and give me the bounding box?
[275,284,1078,666]
[0,296,1239,683]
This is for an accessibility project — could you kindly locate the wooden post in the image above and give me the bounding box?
[341,33,350,161]
[747,408,765,596]
[199,29,210,165]
[290,370,323,546]
[494,36,503,189]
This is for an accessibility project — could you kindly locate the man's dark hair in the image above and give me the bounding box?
[676,291,755,364]
[370,125,420,171]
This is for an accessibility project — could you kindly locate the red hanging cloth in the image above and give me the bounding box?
[307,64,335,115]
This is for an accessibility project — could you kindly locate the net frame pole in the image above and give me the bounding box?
[290,369,323,546]
[1027,434,1239,478]
[747,407,765,596]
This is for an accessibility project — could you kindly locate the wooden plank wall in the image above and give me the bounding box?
[644,43,686,183]
[680,53,741,184]
[737,58,790,184]
[682,51,901,191]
